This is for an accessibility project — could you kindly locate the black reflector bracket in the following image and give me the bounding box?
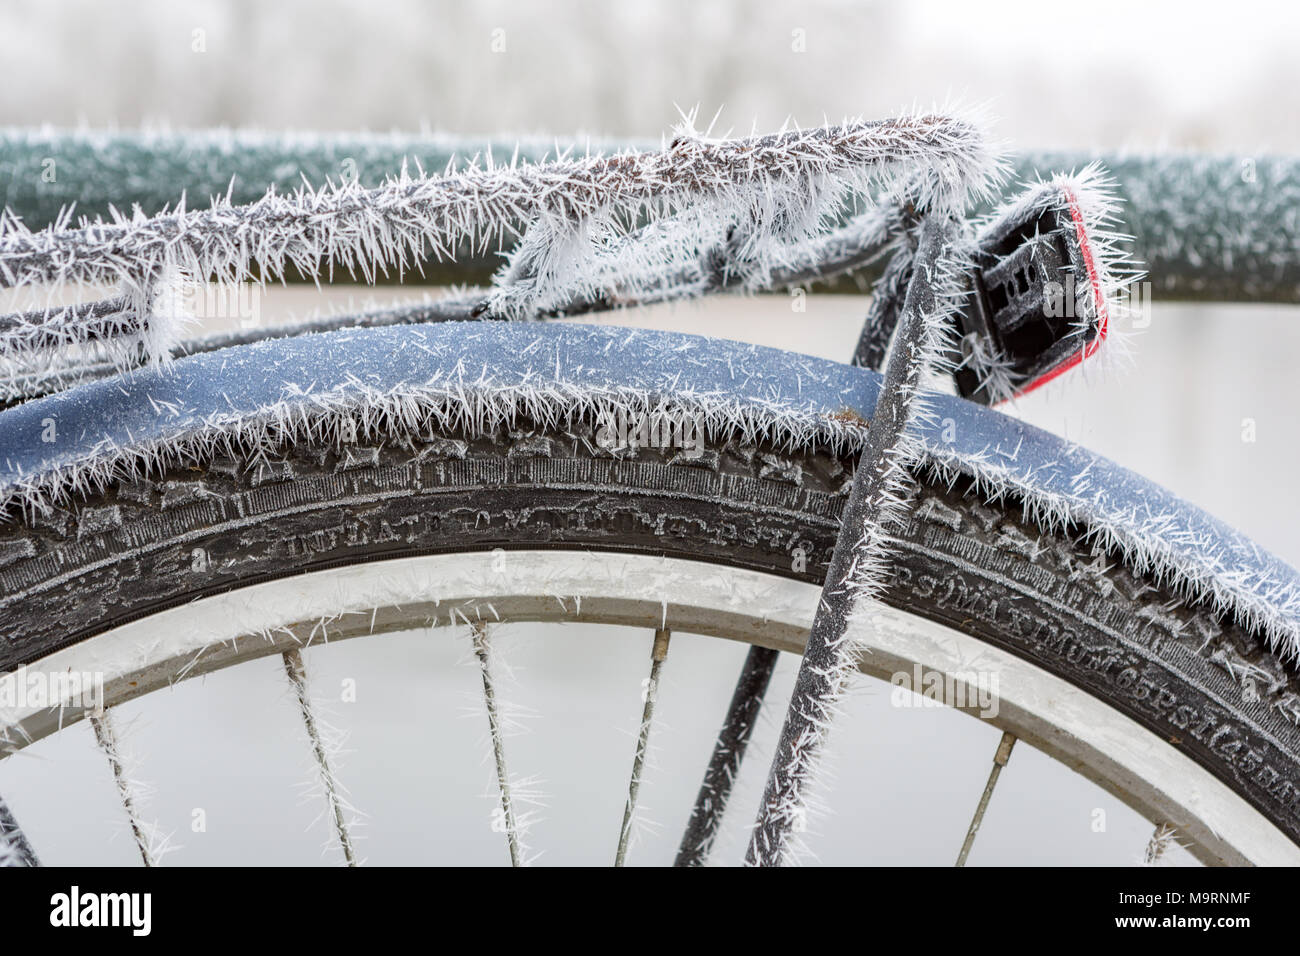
[952,173,1130,405]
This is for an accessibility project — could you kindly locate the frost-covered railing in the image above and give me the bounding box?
[2,128,1296,303]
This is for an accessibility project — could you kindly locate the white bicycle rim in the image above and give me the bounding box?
[1,549,1295,867]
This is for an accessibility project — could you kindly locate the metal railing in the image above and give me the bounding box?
[3,129,1296,302]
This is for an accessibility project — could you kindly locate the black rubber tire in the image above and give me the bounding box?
[1,417,1299,849]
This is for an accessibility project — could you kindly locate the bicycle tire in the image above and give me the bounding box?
[3,321,1300,861]
[2,407,1300,853]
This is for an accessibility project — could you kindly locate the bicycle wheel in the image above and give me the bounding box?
[2,322,1298,865]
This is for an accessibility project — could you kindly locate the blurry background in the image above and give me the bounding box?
[1,0,1297,866]
[4,0,1300,150]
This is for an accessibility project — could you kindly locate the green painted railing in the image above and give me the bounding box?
[2,129,1296,302]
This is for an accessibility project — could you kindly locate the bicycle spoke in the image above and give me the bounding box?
[615,627,671,867]
[955,731,1016,867]
[0,793,39,866]
[89,710,156,867]
[1143,823,1179,865]
[674,645,778,867]
[282,649,357,866]
[472,621,523,867]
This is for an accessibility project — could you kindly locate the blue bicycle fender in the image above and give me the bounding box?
[1,320,1297,657]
